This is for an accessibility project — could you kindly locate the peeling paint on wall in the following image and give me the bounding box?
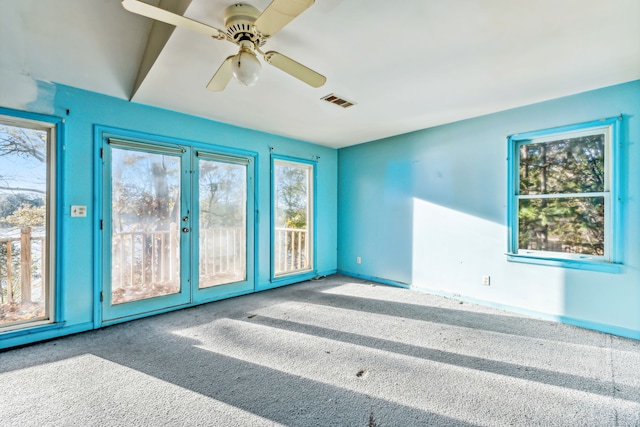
[0,72,55,114]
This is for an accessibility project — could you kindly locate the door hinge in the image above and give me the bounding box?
[100,148,104,158]
[100,291,104,302]
[100,220,103,230]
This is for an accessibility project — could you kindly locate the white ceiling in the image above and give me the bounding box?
[2,0,639,148]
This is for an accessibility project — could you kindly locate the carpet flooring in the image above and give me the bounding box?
[1,274,639,426]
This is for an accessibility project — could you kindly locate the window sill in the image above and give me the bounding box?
[506,253,622,273]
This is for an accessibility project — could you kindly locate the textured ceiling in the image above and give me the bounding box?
[2,0,640,148]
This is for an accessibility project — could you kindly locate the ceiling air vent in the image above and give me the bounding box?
[321,93,356,108]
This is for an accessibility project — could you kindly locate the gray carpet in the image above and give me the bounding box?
[1,275,639,426]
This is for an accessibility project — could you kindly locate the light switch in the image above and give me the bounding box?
[71,205,87,217]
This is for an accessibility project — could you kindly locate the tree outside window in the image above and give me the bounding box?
[273,158,314,277]
[508,117,620,269]
[0,119,52,328]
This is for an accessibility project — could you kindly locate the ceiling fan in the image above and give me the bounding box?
[122,0,326,91]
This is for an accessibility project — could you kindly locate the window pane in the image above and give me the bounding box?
[111,148,181,304]
[198,159,246,288]
[0,123,49,327]
[518,197,604,255]
[519,134,605,195]
[274,161,312,276]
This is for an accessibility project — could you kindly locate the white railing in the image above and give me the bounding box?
[0,228,45,304]
[111,223,180,290]
[2,224,308,307]
[199,226,245,287]
[274,227,309,275]
[111,225,245,293]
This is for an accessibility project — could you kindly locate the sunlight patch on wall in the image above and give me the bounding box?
[412,198,504,286]
[411,198,566,313]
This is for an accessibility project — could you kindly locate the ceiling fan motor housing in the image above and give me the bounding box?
[224,3,265,46]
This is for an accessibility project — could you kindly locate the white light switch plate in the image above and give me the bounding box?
[71,205,87,217]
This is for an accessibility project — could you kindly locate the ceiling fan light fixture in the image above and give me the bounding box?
[231,48,262,87]
[122,0,325,92]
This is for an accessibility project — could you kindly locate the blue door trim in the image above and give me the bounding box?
[94,125,259,326]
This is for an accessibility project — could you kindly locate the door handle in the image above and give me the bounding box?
[182,227,189,233]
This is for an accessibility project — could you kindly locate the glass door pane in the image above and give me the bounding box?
[103,140,191,323]
[110,148,182,304]
[0,119,55,331]
[198,157,246,288]
[104,142,254,320]
[273,159,313,277]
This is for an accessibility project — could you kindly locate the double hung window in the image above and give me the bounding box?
[507,117,621,271]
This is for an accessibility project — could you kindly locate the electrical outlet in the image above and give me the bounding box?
[482,275,490,286]
[356,256,361,264]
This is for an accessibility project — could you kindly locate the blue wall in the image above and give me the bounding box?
[338,80,640,339]
[1,84,337,349]
[3,79,638,348]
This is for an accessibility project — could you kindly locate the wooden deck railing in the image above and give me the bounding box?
[274,227,309,275]
[0,228,45,304]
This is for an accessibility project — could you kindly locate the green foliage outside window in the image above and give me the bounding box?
[275,164,309,229]
[517,134,606,256]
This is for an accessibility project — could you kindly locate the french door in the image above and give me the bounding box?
[102,138,253,322]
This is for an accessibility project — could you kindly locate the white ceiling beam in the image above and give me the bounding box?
[129,0,193,100]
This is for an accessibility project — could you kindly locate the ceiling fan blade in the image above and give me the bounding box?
[206,56,235,92]
[254,0,315,38]
[264,51,326,88]
[122,0,226,39]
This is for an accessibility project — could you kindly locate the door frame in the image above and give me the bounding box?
[101,137,192,323]
[94,127,258,327]
[269,154,317,284]
[191,149,256,304]
[0,109,64,335]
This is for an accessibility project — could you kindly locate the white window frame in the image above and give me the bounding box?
[506,117,621,272]
[271,157,315,279]
[0,113,58,333]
